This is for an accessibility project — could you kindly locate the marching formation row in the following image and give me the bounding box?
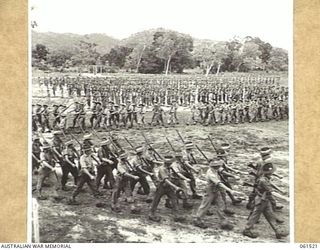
[32,129,288,240]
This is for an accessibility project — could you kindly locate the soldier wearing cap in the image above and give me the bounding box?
[71,101,81,129]
[90,101,98,128]
[243,162,288,239]
[69,145,101,204]
[41,104,51,132]
[125,101,134,129]
[51,130,64,165]
[36,142,60,200]
[193,158,243,230]
[165,150,193,209]
[92,101,103,129]
[111,151,140,213]
[182,142,202,199]
[61,141,79,191]
[58,112,68,133]
[246,147,283,211]
[96,139,115,190]
[32,134,42,173]
[129,145,156,202]
[216,147,242,208]
[148,155,186,223]
[52,104,60,129]
[137,103,146,129]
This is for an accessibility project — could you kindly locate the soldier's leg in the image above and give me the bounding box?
[214,191,233,229]
[71,173,86,201]
[139,176,150,195]
[149,183,165,217]
[36,168,48,198]
[104,165,115,189]
[69,164,78,185]
[196,188,214,218]
[95,165,106,191]
[263,201,288,238]
[61,162,70,190]
[86,175,99,196]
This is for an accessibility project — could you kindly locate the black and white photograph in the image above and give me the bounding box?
[30,0,292,243]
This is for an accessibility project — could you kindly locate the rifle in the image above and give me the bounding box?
[195,145,210,163]
[141,132,162,160]
[242,181,288,201]
[175,129,185,144]
[165,137,176,152]
[164,179,183,195]
[123,137,154,176]
[208,135,218,153]
[247,163,283,180]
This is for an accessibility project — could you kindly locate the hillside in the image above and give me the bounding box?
[32,31,119,54]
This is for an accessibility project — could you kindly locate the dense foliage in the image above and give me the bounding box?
[32,29,288,74]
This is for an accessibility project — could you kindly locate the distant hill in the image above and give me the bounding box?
[32,31,119,54]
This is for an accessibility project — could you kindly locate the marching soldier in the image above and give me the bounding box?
[182,142,202,199]
[96,139,115,190]
[69,145,101,204]
[36,142,61,200]
[32,134,42,173]
[111,151,140,213]
[193,159,243,229]
[243,162,288,239]
[148,155,187,223]
[61,141,79,191]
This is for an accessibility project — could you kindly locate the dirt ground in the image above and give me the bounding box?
[32,119,289,243]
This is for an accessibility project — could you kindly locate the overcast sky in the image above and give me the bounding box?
[30,0,292,49]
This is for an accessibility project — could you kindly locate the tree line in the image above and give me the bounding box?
[32,29,288,75]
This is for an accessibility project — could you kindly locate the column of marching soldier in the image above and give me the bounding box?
[32,127,289,240]
[32,80,288,132]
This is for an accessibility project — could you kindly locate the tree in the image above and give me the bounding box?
[32,44,49,69]
[32,44,49,61]
[71,40,101,70]
[103,46,133,68]
[267,47,288,71]
[193,41,229,76]
[152,31,193,75]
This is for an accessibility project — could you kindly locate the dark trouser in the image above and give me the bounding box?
[61,162,79,187]
[150,182,178,216]
[90,114,97,127]
[96,164,115,190]
[245,199,281,234]
[182,171,197,195]
[72,172,97,199]
[130,172,150,195]
[111,175,134,206]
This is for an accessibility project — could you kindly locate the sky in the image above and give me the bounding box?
[30,0,292,49]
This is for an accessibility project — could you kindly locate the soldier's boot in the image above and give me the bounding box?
[182,200,193,209]
[275,230,289,239]
[273,204,284,211]
[243,228,259,238]
[68,196,80,205]
[145,194,153,203]
[148,213,161,222]
[206,209,214,216]
[37,190,47,200]
[111,203,121,213]
[220,220,234,230]
[193,218,208,229]
[223,208,235,216]
[130,204,141,214]
[173,215,186,223]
